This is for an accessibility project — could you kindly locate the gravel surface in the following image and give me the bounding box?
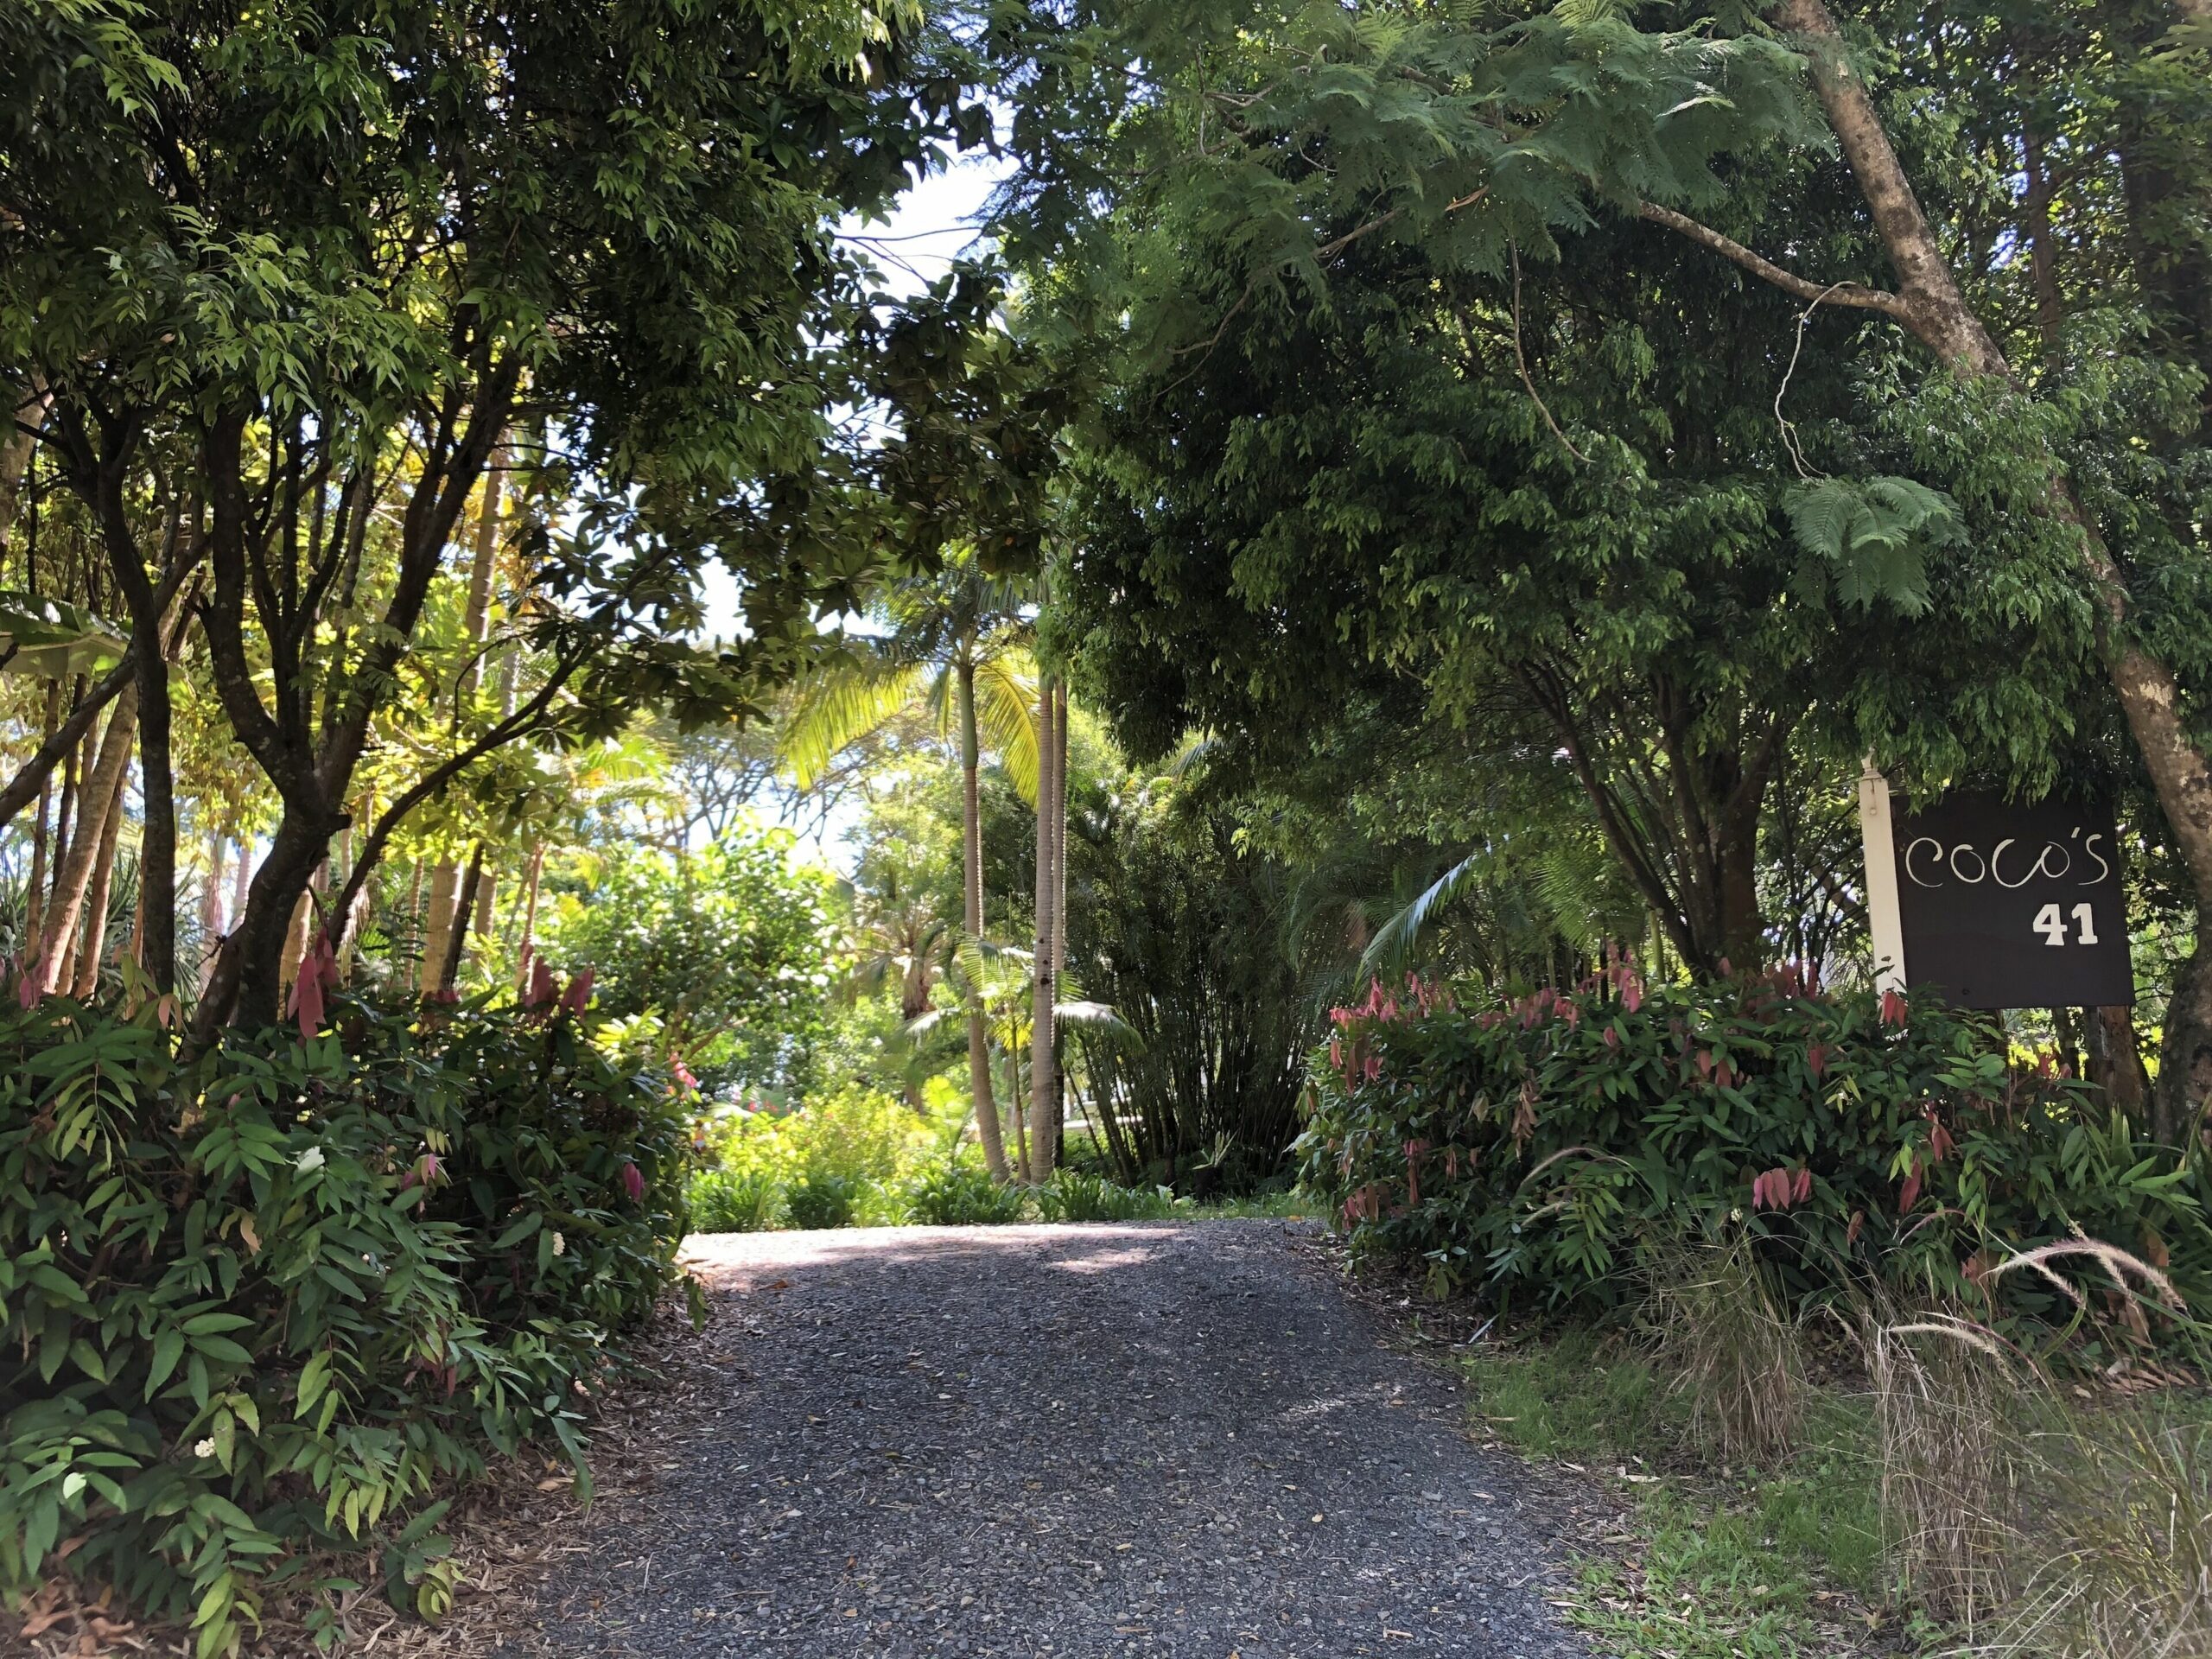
[499,1220,1591,1659]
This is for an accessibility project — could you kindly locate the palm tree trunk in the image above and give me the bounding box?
[1051,680,1069,1163]
[46,696,87,931]
[404,861,425,990]
[198,830,226,970]
[1027,674,1061,1184]
[418,864,463,994]
[957,650,1010,1181]
[1008,1037,1029,1184]
[229,839,251,938]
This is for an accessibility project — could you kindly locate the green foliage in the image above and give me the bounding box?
[1300,974,2209,1336]
[784,1173,861,1230]
[685,1082,950,1230]
[1067,781,1312,1192]
[702,1082,933,1186]
[687,1167,780,1235]
[904,1161,1027,1226]
[1033,1171,1181,1223]
[550,831,842,1096]
[0,990,689,1655]
[1782,475,1961,615]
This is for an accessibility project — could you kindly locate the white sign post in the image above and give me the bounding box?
[1857,759,1906,997]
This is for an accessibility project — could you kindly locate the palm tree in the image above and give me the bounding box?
[840,874,957,1114]
[780,548,1039,1180]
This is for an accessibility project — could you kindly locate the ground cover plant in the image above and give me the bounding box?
[1451,1288,2212,1657]
[0,977,688,1656]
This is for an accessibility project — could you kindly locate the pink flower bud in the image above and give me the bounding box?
[620,1160,646,1202]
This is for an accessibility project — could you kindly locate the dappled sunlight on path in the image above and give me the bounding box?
[500,1222,1586,1659]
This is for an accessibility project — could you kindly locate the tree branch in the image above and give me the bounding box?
[1636,201,1915,321]
[0,661,132,830]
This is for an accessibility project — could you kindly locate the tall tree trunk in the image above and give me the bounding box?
[23,681,60,949]
[404,861,425,989]
[1051,681,1070,1163]
[472,860,498,945]
[1773,0,2212,1145]
[418,863,464,994]
[198,831,226,995]
[36,685,137,995]
[957,651,1010,1182]
[1027,676,1062,1184]
[126,579,196,995]
[229,842,251,938]
[2088,1003,2151,1125]
[133,603,180,991]
[277,885,314,1002]
[513,843,544,986]
[418,442,509,995]
[438,842,484,995]
[1007,1040,1029,1185]
[0,378,49,554]
[71,778,128,999]
[47,702,86,926]
[195,810,339,1033]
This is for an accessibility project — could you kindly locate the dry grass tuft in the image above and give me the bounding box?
[1645,1235,1804,1467]
[1992,1400,2212,1659]
[1866,1237,2212,1653]
[1861,1304,2027,1629]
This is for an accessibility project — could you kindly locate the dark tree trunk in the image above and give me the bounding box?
[2051,1005,2082,1080]
[2086,1003,2149,1126]
[134,613,179,991]
[2155,944,2212,1149]
[196,812,336,1036]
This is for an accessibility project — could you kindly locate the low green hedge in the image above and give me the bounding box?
[0,984,690,1655]
[1298,970,2208,1335]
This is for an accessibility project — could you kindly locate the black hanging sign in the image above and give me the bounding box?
[1889,792,2132,1009]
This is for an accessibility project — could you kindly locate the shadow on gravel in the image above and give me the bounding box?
[505,1222,1589,1659]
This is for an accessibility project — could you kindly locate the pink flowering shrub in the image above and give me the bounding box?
[1299,968,2210,1329]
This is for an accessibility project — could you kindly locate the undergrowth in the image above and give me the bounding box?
[1460,1331,1914,1657]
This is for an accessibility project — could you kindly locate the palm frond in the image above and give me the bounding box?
[972,652,1041,804]
[1357,849,1488,979]
[904,1006,957,1039]
[1053,1000,1146,1052]
[1170,731,1219,780]
[779,657,933,787]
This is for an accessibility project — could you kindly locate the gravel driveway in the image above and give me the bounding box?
[502,1220,1589,1659]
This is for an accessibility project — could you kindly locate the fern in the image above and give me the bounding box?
[1783,474,1961,615]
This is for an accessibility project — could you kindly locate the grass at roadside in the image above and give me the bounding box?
[1459,1331,1931,1658]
